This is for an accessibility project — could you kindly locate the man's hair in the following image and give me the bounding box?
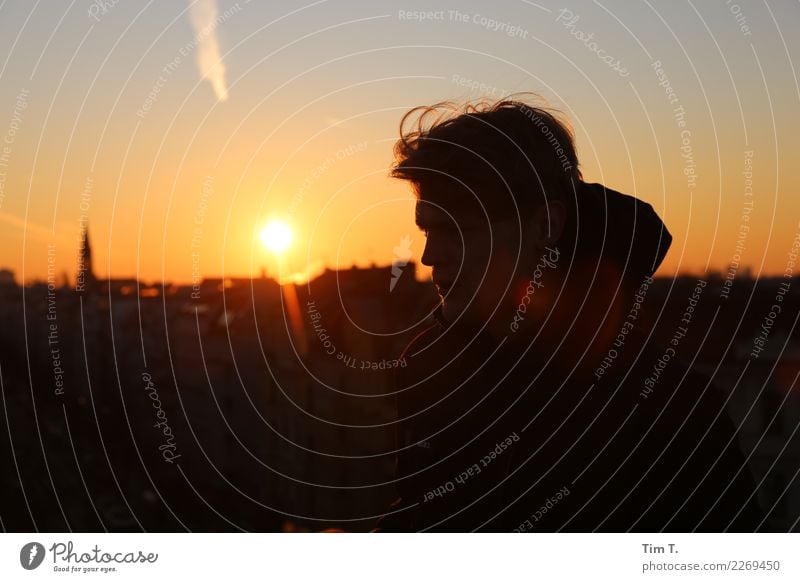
[391,95,582,222]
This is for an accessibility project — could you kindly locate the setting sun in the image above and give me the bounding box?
[259,219,294,254]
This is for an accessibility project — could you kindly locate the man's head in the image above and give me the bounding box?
[391,96,581,332]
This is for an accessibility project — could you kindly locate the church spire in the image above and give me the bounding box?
[76,225,95,293]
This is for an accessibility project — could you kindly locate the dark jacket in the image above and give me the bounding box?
[377,183,765,532]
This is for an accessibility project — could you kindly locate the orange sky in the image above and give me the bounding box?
[1,1,798,285]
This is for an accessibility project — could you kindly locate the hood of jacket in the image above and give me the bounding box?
[572,181,672,282]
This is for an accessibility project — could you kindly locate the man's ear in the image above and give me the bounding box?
[530,200,566,250]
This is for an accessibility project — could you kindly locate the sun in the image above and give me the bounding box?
[259,219,294,254]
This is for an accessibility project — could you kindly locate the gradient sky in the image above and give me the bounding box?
[1,0,798,284]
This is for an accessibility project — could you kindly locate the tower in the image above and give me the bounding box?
[76,225,95,293]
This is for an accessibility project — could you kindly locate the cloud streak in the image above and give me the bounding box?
[188,0,228,101]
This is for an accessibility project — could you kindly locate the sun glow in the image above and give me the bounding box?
[259,219,294,254]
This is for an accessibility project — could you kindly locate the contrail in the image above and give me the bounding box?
[187,0,229,101]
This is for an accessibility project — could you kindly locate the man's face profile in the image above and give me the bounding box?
[395,102,570,336]
[415,196,527,329]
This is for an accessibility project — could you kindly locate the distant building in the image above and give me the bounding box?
[0,268,15,286]
[76,226,96,293]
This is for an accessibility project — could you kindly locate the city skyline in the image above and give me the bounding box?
[0,223,767,288]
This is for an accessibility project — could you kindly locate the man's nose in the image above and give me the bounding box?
[420,236,442,267]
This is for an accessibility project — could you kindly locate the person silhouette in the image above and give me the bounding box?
[376,96,765,532]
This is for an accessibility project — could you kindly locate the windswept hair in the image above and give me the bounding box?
[391,94,582,220]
